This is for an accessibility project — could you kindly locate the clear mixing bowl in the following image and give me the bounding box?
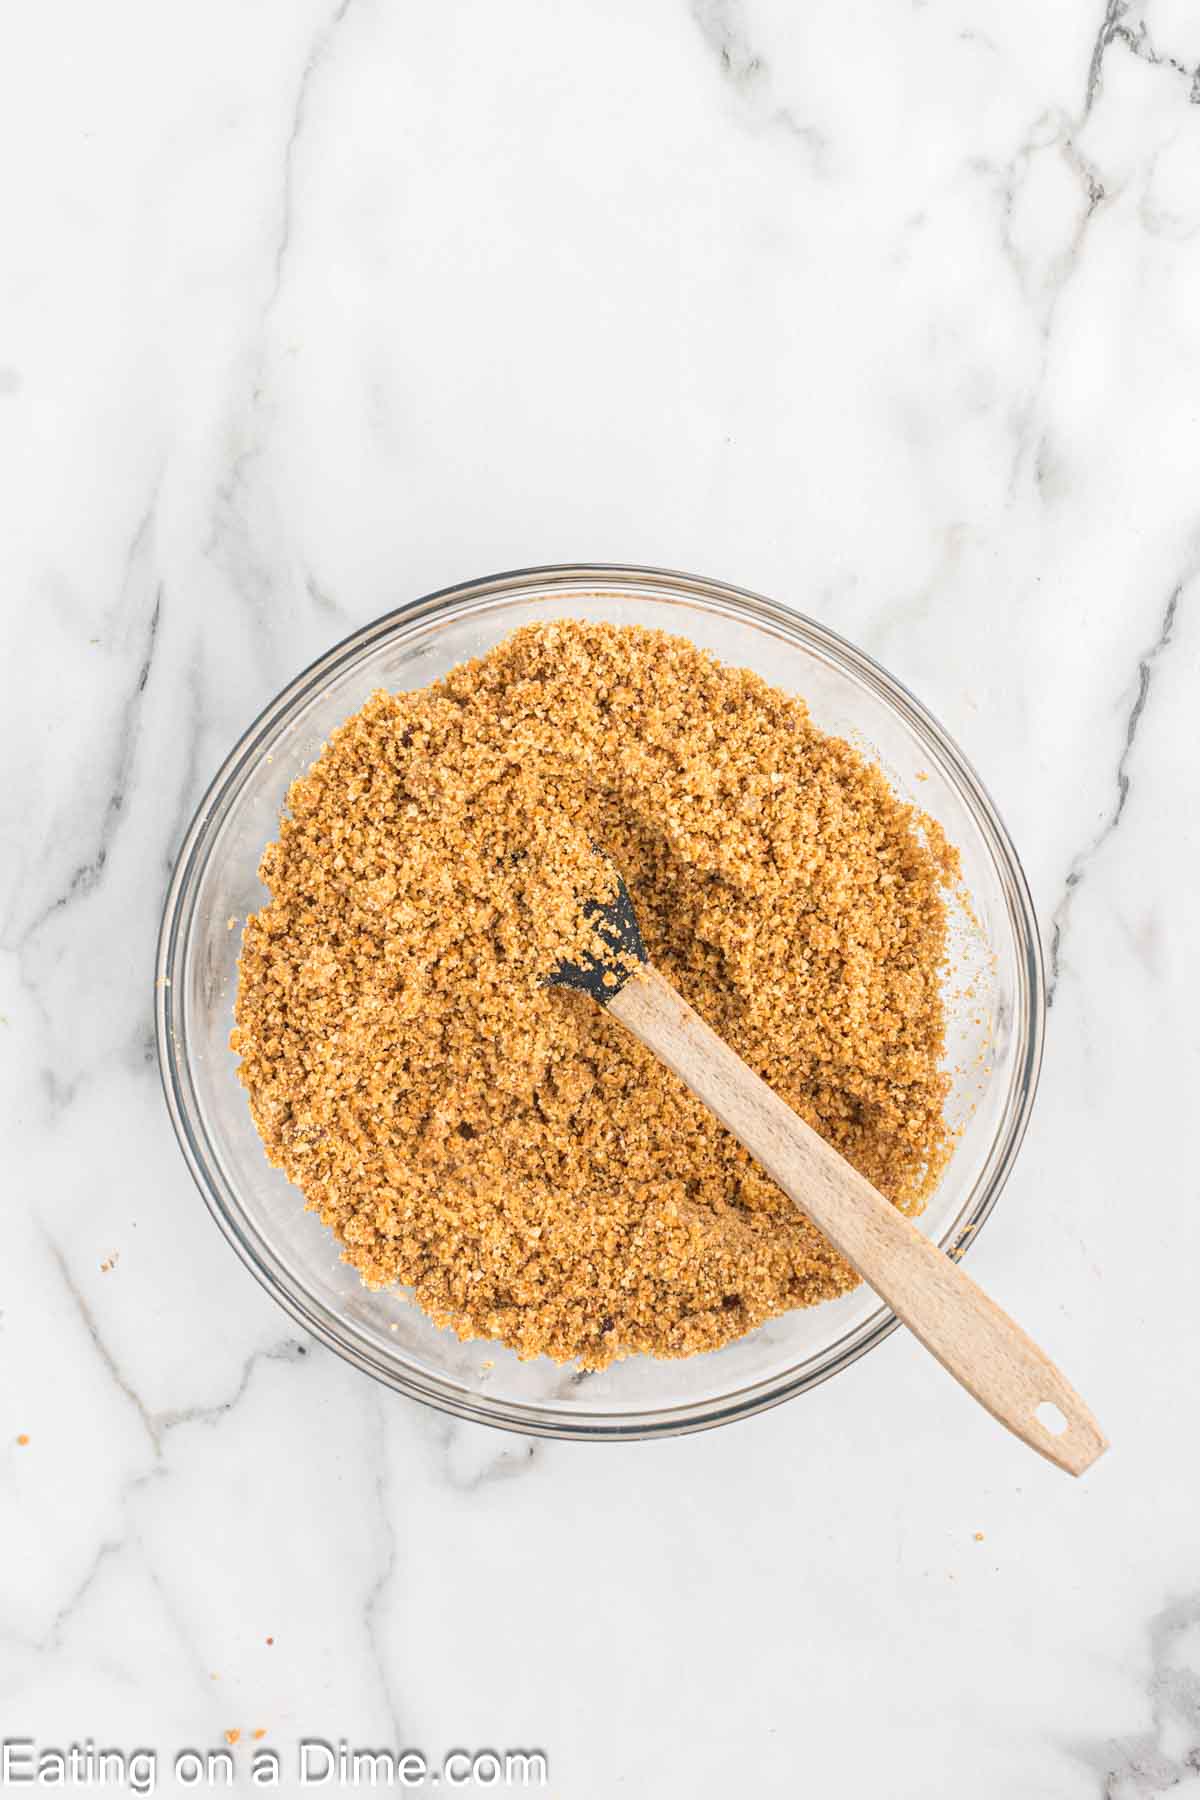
[156,565,1045,1438]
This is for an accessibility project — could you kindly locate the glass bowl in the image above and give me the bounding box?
[156,565,1044,1439]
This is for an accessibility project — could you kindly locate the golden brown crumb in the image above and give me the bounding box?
[265,1636,274,1647]
[16,1434,29,1447]
[225,1730,240,1747]
[233,621,958,1368]
[974,1531,985,1541]
[253,1730,267,1741]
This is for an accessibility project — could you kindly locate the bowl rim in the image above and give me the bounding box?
[155,562,1046,1439]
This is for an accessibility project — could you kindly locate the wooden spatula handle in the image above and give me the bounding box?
[609,964,1107,1477]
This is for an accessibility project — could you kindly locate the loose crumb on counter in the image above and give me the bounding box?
[233,621,959,1368]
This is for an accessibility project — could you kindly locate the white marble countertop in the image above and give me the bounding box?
[3,2,1199,1795]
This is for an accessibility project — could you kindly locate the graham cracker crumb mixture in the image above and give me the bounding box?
[232,621,959,1368]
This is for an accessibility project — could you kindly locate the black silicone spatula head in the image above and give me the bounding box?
[544,863,647,1005]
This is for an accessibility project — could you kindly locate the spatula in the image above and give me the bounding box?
[548,867,1107,1477]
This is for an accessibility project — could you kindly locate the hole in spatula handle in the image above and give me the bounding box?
[1035,1400,1068,1436]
